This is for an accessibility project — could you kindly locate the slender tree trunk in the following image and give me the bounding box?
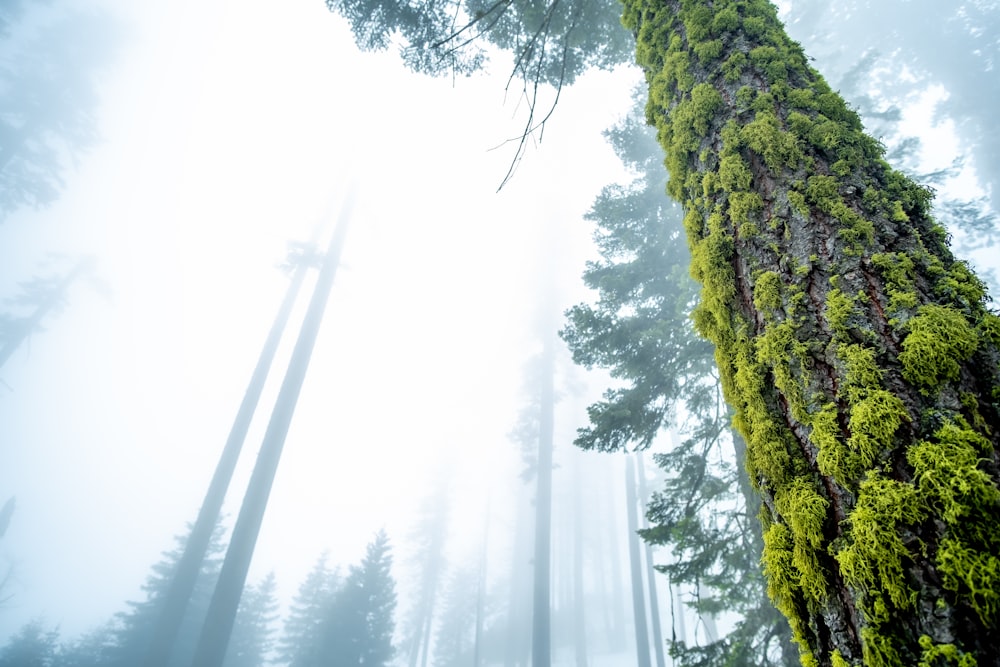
[143,251,314,667]
[572,453,588,667]
[626,1,1000,663]
[625,454,651,667]
[191,198,352,667]
[531,330,555,667]
[605,461,627,652]
[635,455,665,667]
[473,495,489,667]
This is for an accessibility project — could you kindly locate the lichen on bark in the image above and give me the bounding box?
[621,0,1000,664]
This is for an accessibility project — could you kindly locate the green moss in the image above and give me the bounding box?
[788,190,809,217]
[774,478,830,605]
[831,649,854,667]
[723,52,747,82]
[694,38,723,63]
[918,636,977,667]
[835,475,922,619]
[711,5,739,35]
[729,191,763,226]
[719,154,753,192]
[754,271,782,312]
[909,423,1000,624]
[742,111,799,170]
[787,110,814,137]
[937,538,1000,626]
[899,304,979,391]
[862,627,904,667]
[825,288,855,339]
[847,389,909,468]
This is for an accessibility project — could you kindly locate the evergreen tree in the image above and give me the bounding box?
[563,94,795,667]
[224,572,280,667]
[324,0,1000,663]
[109,522,227,667]
[430,567,479,667]
[399,473,451,667]
[316,531,397,667]
[278,555,340,667]
[0,619,58,667]
[0,8,117,221]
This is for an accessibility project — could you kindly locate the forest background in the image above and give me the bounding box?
[0,0,997,665]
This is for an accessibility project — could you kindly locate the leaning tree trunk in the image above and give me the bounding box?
[191,199,351,667]
[623,1,1000,665]
[143,249,313,667]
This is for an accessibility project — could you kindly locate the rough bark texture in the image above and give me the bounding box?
[621,0,1000,665]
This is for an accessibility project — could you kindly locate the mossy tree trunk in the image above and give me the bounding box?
[622,1,1000,665]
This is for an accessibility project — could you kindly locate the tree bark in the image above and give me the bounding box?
[624,1,1000,664]
[191,198,352,667]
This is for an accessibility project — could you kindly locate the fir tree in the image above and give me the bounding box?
[563,94,796,667]
[316,531,397,667]
[278,555,340,667]
[224,572,280,667]
[0,619,58,667]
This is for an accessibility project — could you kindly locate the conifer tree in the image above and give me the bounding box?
[277,555,340,667]
[563,94,796,667]
[224,572,280,667]
[316,531,397,667]
[0,619,58,667]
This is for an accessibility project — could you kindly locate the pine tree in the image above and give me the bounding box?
[277,555,340,667]
[0,619,58,667]
[316,531,397,667]
[109,523,227,667]
[224,572,280,667]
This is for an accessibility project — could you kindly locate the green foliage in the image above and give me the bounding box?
[325,0,631,85]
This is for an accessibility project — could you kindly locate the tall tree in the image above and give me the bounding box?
[109,523,228,667]
[400,470,452,667]
[224,572,279,667]
[192,201,352,667]
[316,531,398,667]
[624,455,652,667]
[531,330,556,667]
[143,243,318,667]
[277,555,340,667]
[324,0,1000,663]
[624,2,1000,663]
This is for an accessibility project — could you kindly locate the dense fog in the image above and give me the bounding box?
[1,0,997,666]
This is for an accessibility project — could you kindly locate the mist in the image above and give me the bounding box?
[1,0,998,666]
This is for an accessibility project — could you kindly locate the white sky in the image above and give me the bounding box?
[0,0,641,643]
